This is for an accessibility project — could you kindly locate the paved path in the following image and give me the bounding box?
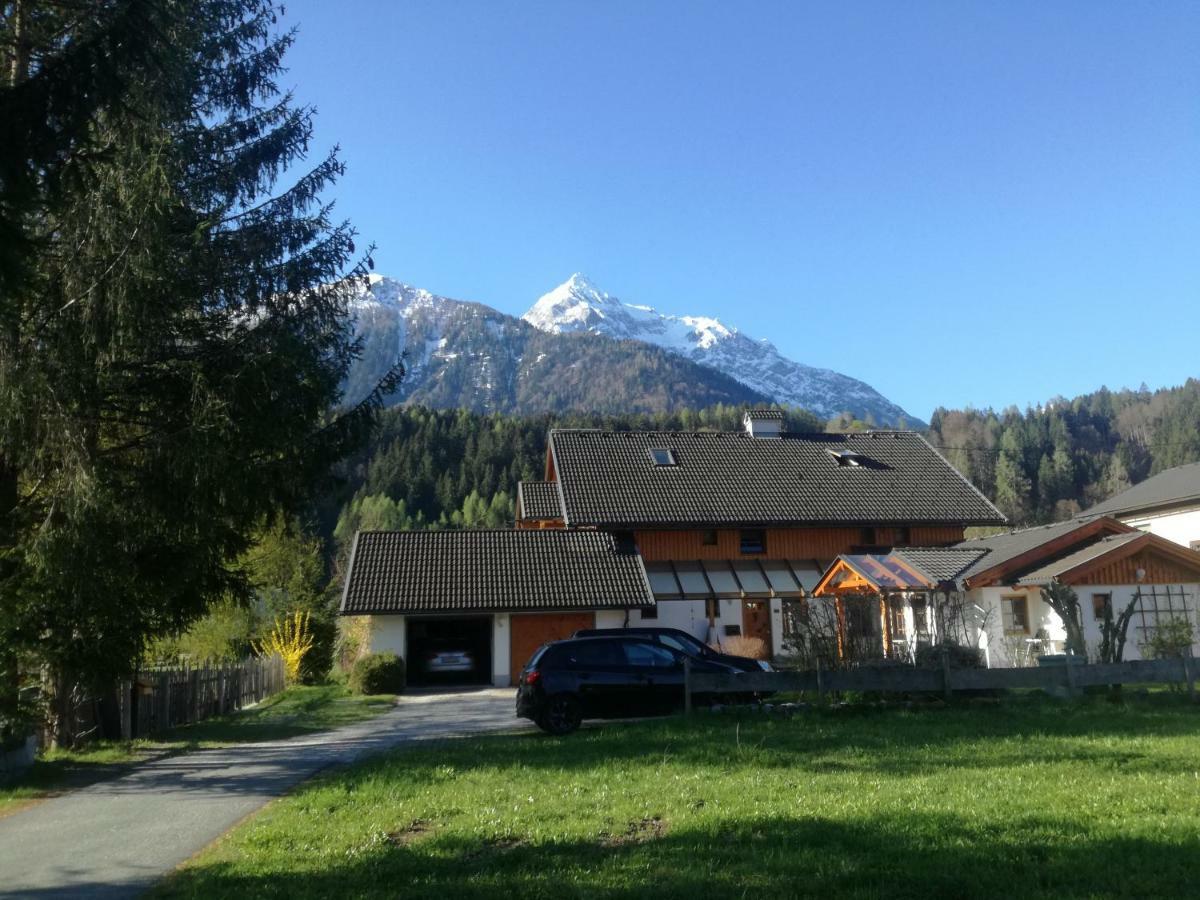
[0,688,528,899]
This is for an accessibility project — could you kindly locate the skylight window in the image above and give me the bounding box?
[648,447,677,466]
[827,448,866,467]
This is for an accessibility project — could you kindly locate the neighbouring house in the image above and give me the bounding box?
[341,409,1009,684]
[340,529,653,686]
[1084,461,1200,550]
[812,515,1200,666]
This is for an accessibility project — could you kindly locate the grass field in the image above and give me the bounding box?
[0,684,394,815]
[156,694,1200,899]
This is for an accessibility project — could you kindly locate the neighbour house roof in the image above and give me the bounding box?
[547,429,1006,528]
[1084,462,1200,518]
[1015,531,1200,586]
[516,481,563,521]
[952,516,1134,587]
[811,517,1156,595]
[1014,533,1145,586]
[339,529,653,616]
[745,408,785,420]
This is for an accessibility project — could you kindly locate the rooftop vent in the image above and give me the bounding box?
[743,409,784,439]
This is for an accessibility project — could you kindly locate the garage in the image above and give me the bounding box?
[406,616,492,687]
[509,612,595,683]
[339,530,653,687]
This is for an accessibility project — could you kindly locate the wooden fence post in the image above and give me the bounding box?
[1065,654,1078,699]
[683,657,692,715]
[941,646,952,701]
[119,681,131,741]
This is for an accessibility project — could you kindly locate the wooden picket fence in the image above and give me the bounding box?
[684,655,1197,711]
[118,655,286,739]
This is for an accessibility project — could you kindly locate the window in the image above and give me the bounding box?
[705,597,721,619]
[740,529,766,554]
[1002,596,1030,634]
[890,527,911,547]
[911,596,929,635]
[566,641,624,666]
[1092,593,1112,621]
[648,447,676,466]
[640,604,658,620]
[701,529,718,546]
[623,641,677,668]
[1191,540,1200,552]
[859,527,877,547]
[660,632,706,656]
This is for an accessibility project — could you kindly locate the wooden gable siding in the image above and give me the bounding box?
[1071,548,1200,586]
[635,526,964,562]
[515,518,565,530]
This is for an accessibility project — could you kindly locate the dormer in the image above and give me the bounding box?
[743,408,784,439]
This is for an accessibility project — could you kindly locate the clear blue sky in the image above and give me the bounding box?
[283,1,1199,421]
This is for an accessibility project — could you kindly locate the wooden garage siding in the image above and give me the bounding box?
[509,612,595,683]
[634,526,965,562]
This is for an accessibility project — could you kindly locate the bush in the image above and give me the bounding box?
[349,652,406,695]
[1146,618,1195,659]
[915,642,984,670]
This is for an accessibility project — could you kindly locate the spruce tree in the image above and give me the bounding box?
[1,0,399,742]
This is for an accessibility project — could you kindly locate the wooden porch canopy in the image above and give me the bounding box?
[812,554,935,597]
[644,559,823,600]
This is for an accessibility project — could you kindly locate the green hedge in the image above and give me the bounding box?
[349,652,406,695]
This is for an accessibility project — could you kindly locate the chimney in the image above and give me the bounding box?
[743,409,784,438]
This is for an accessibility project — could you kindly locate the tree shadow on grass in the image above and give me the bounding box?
[148,809,1200,900]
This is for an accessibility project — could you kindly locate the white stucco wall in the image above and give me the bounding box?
[369,615,407,657]
[595,610,628,629]
[492,613,510,686]
[1121,506,1200,550]
[971,583,1200,665]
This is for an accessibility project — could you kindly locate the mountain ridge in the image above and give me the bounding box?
[345,274,920,425]
[522,273,921,427]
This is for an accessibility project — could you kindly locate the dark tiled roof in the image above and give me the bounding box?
[548,429,1005,528]
[340,529,653,615]
[1015,533,1145,586]
[1085,462,1200,517]
[894,548,990,585]
[953,517,1106,580]
[517,481,563,521]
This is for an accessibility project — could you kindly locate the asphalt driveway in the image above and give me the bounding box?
[0,688,526,899]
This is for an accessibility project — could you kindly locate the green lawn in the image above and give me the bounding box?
[0,684,394,815]
[157,695,1200,899]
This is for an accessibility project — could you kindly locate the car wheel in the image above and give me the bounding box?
[539,695,582,735]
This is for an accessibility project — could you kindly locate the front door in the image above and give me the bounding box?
[741,600,772,658]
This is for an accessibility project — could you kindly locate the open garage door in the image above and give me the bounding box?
[509,612,595,683]
[406,616,492,687]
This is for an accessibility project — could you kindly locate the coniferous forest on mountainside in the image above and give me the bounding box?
[326,379,1200,561]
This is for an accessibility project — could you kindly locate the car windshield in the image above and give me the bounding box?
[662,632,712,657]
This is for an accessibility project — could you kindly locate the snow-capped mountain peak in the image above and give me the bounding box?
[522,275,920,426]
